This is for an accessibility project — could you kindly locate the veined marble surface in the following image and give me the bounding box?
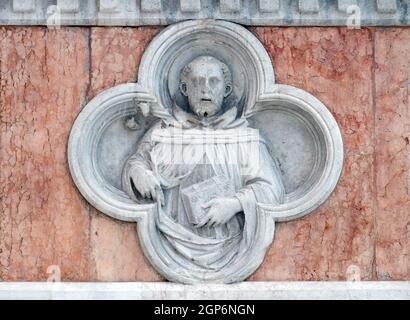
[0,24,408,283]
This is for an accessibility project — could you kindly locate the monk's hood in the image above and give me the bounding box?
[165,103,248,130]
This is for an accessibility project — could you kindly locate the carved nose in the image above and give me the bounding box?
[201,87,210,94]
[202,81,212,93]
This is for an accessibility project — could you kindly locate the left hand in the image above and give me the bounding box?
[195,197,242,228]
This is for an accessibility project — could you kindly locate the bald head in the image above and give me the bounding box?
[179,56,232,118]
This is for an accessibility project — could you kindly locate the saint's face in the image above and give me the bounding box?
[183,59,226,118]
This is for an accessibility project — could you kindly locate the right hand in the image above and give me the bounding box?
[129,167,164,205]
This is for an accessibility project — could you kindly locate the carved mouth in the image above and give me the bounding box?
[201,98,212,102]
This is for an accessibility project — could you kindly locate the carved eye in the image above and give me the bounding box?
[192,78,199,87]
[209,77,220,87]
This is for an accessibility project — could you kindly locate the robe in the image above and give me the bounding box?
[122,105,284,274]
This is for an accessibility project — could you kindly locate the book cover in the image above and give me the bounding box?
[181,176,236,225]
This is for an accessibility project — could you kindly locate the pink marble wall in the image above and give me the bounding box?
[373,29,410,280]
[0,27,408,281]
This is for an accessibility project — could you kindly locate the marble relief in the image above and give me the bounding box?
[68,20,343,283]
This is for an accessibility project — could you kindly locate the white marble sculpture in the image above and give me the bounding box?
[121,55,285,277]
[68,20,344,283]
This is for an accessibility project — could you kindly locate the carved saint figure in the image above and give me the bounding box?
[122,56,284,279]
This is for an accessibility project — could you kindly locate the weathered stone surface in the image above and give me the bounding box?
[2,0,409,26]
[0,26,409,282]
[0,27,91,280]
[70,20,344,284]
[374,29,410,280]
[250,27,375,280]
[0,27,163,282]
[90,214,161,281]
[89,27,160,98]
[89,27,162,281]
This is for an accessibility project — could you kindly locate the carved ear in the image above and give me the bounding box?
[224,84,233,97]
[179,82,188,96]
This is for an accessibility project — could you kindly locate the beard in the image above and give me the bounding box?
[191,101,220,118]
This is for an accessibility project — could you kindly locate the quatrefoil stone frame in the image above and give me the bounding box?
[68,20,343,283]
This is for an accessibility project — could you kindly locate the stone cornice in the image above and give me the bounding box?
[1,0,409,26]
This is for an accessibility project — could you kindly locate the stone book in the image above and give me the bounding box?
[181,176,236,225]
